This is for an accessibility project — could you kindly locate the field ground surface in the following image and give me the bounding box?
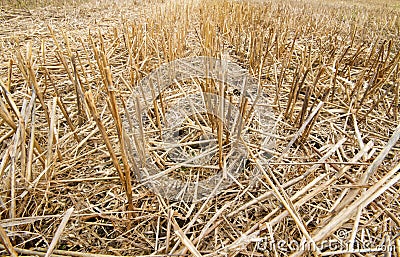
[1,0,400,256]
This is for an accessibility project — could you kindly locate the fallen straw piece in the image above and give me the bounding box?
[45,207,74,257]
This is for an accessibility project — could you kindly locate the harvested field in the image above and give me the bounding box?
[0,0,400,256]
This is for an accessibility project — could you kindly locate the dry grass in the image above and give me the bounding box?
[1,0,400,256]
[0,0,85,8]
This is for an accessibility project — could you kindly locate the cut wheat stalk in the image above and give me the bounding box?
[291,162,400,257]
[44,207,74,257]
[0,225,18,257]
[332,122,400,214]
[103,67,134,222]
[84,91,126,185]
